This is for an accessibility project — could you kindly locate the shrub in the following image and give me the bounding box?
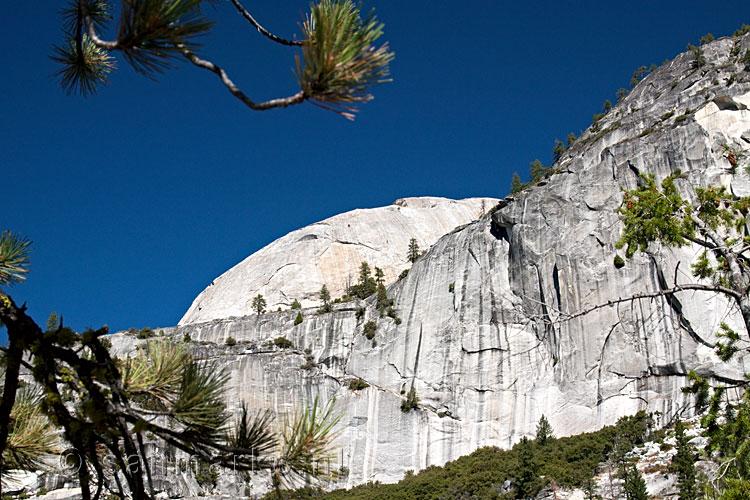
[734,24,750,37]
[348,378,370,391]
[273,336,293,349]
[294,311,303,325]
[183,333,191,343]
[291,299,302,310]
[363,321,377,340]
[355,307,366,322]
[448,282,455,293]
[225,336,237,346]
[614,255,626,269]
[398,269,409,280]
[401,387,419,412]
[137,327,154,339]
[699,33,714,45]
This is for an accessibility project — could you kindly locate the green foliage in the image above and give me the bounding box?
[400,387,419,413]
[613,254,625,269]
[511,172,526,194]
[617,87,629,103]
[320,284,331,306]
[279,412,650,499]
[672,416,699,500]
[398,269,409,280]
[225,336,237,346]
[515,437,539,499]
[552,139,567,163]
[252,293,267,315]
[362,321,377,340]
[742,50,750,71]
[136,326,155,339]
[566,132,577,147]
[621,465,649,500]
[291,299,302,310]
[51,33,116,97]
[530,159,550,182]
[46,312,60,332]
[348,378,370,391]
[535,414,555,446]
[0,230,32,286]
[688,43,707,69]
[295,0,394,119]
[273,336,293,349]
[616,171,696,258]
[735,24,750,37]
[192,459,218,490]
[355,306,366,322]
[294,311,304,326]
[603,99,613,112]
[448,282,455,293]
[407,238,421,264]
[700,33,715,45]
[630,66,647,88]
[348,262,377,299]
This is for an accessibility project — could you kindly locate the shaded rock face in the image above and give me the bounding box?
[113,35,750,493]
[180,197,498,325]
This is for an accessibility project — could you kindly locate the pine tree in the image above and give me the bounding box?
[1,235,341,500]
[510,172,525,194]
[50,0,393,120]
[375,267,385,286]
[622,466,649,500]
[294,311,303,326]
[552,139,567,163]
[407,239,421,264]
[46,311,59,332]
[514,437,538,499]
[320,284,331,306]
[672,416,698,500]
[535,414,555,446]
[252,294,266,315]
[529,159,547,182]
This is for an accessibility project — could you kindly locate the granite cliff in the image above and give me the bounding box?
[111,34,750,495]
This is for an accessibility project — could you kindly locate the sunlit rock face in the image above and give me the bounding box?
[179,196,499,325]
[111,35,750,493]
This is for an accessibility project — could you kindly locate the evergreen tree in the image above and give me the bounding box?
[566,132,577,147]
[535,414,555,446]
[290,299,302,310]
[51,0,393,120]
[529,159,547,182]
[603,99,612,112]
[320,284,331,306]
[622,466,649,500]
[672,416,698,500]
[252,294,266,315]
[375,267,385,286]
[46,311,59,332]
[407,239,421,264]
[552,139,567,163]
[0,234,339,500]
[510,172,525,194]
[294,311,303,326]
[514,437,538,499]
[349,263,377,299]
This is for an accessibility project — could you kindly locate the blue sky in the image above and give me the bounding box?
[1,1,747,341]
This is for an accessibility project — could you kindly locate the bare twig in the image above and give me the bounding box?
[177,44,306,111]
[228,0,305,46]
[561,283,742,322]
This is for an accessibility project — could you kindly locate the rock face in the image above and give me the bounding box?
[180,197,498,325]
[110,35,750,495]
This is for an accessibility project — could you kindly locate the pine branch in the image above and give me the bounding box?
[177,44,307,110]
[228,0,305,46]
